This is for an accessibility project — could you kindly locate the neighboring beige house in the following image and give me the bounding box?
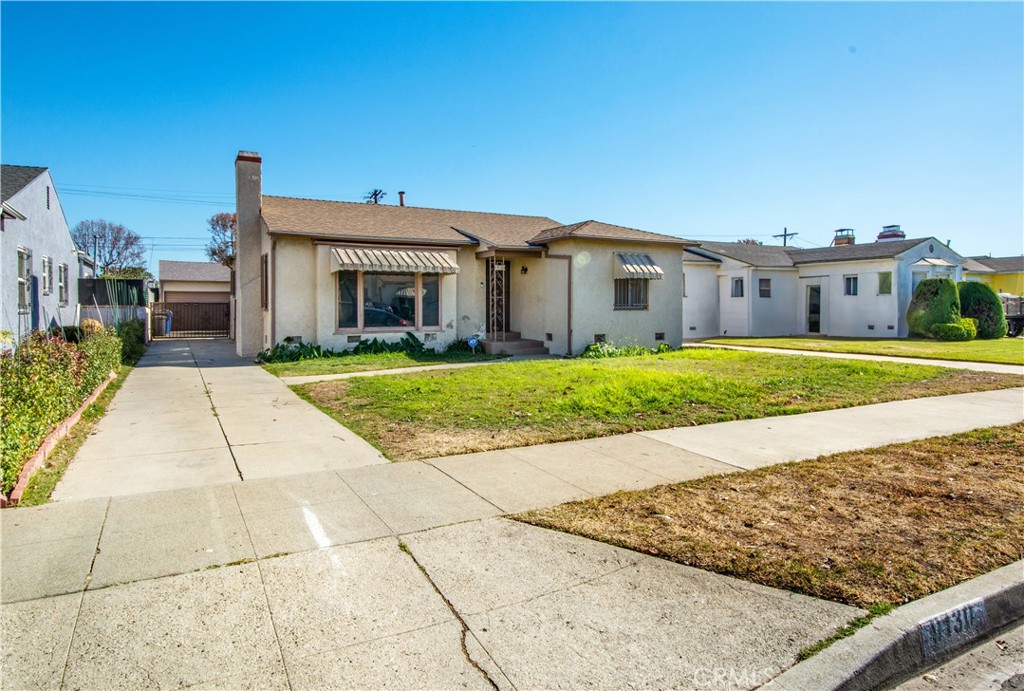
[158,260,231,303]
[686,228,967,339]
[234,152,693,357]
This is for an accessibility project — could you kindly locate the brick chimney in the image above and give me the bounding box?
[398,191,406,207]
[877,225,905,242]
[832,228,856,246]
[235,151,263,357]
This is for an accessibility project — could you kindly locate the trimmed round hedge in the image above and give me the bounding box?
[958,282,1008,339]
[930,317,977,341]
[907,278,960,338]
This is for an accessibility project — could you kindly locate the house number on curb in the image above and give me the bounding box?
[918,598,988,661]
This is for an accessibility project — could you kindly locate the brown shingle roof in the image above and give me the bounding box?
[159,260,231,282]
[528,220,694,246]
[261,195,559,247]
[697,237,959,267]
[696,241,796,267]
[969,256,1024,273]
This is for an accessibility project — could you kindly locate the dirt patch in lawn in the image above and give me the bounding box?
[517,424,1024,608]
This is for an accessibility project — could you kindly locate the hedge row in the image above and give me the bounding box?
[0,328,123,494]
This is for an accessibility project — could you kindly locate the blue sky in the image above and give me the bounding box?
[3,1,1022,271]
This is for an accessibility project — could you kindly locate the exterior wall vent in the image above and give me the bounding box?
[347,335,361,343]
[594,334,606,343]
[545,332,553,341]
[655,332,665,341]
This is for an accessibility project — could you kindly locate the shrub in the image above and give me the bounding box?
[444,337,478,353]
[958,282,1008,339]
[51,325,83,343]
[930,318,976,342]
[0,328,121,494]
[352,332,429,355]
[116,318,147,364]
[907,278,960,338]
[579,341,672,358]
[257,341,340,363]
[80,318,103,335]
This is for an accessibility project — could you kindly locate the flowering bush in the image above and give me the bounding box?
[1,328,121,494]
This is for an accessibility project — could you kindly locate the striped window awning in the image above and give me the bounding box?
[330,247,459,274]
[614,253,664,280]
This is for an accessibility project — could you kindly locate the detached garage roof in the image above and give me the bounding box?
[159,260,231,282]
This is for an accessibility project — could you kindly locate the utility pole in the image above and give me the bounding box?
[773,227,797,246]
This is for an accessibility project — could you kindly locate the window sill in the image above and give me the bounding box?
[613,307,649,311]
[335,326,443,335]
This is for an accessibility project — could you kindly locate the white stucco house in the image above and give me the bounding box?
[1,165,94,343]
[234,152,694,357]
[684,228,966,339]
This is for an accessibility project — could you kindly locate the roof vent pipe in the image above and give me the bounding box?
[398,191,405,207]
[878,225,905,242]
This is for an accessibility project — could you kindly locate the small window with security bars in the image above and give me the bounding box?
[614,278,648,310]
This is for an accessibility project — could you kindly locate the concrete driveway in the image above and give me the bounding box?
[52,340,385,501]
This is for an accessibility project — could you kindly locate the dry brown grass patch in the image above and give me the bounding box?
[518,424,1024,608]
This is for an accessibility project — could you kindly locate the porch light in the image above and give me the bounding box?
[520,266,528,275]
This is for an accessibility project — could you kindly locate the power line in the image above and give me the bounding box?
[61,189,231,207]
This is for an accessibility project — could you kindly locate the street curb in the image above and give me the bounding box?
[760,559,1024,691]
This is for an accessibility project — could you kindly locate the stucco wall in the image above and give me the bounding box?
[455,248,486,338]
[681,262,719,339]
[547,239,684,354]
[1,170,83,341]
[234,156,264,356]
[978,272,1024,296]
[794,259,900,337]
[717,266,751,337]
[313,244,460,352]
[271,237,317,344]
[749,269,799,336]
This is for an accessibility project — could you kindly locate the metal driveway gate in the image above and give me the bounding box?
[151,302,230,339]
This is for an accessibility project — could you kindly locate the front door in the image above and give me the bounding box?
[486,259,510,337]
[808,285,821,334]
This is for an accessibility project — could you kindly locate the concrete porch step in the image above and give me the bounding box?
[482,338,549,356]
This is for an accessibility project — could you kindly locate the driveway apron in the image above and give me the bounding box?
[52,339,385,502]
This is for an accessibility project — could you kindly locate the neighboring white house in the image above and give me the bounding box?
[1,165,94,342]
[233,152,694,357]
[687,228,966,339]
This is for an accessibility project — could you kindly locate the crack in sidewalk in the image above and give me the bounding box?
[396,540,503,691]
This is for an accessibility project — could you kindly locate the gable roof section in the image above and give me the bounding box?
[159,260,230,282]
[961,257,994,274]
[969,255,1024,273]
[1,165,48,204]
[261,195,559,247]
[786,238,936,265]
[529,220,693,246]
[696,241,795,267]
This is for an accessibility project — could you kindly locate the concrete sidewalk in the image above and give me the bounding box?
[689,342,1024,375]
[7,344,1022,689]
[52,340,385,502]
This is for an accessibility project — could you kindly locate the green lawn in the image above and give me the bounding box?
[263,351,505,378]
[702,336,1024,365]
[296,348,1023,460]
